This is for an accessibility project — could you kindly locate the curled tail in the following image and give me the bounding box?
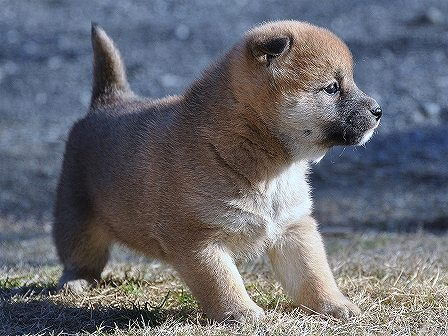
[90,23,133,107]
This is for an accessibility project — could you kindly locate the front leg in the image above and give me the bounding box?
[172,243,264,322]
[268,215,360,319]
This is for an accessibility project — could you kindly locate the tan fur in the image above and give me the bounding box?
[53,21,381,322]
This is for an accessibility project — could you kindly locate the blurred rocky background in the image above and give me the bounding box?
[1,0,447,238]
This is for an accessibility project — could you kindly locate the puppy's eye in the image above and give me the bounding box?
[323,82,340,95]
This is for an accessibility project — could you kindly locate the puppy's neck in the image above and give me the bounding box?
[183,61,292,188]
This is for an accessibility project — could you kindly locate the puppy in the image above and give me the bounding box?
[53,20,381,322]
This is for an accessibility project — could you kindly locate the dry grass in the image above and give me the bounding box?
[1,233,447,335]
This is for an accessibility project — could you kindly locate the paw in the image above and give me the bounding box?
[318,295,360,320]
[301,293,360,320]
[59,279,92,294]
[57,271,97,294]
[220,304,266,323]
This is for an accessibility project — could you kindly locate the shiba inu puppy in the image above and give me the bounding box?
[53,20,381,322]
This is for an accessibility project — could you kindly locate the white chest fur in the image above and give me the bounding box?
[224,161,313,242]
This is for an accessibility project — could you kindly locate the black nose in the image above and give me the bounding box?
[370,106,382,120]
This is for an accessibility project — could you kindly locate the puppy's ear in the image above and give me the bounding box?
[250,35,291,66]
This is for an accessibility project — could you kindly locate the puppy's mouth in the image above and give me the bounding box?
[357,125,377,146]
[323,118,380,147]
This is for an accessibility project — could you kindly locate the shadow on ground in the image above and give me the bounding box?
[0,285,196,335]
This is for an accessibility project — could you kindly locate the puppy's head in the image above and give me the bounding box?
[231,21,381,160]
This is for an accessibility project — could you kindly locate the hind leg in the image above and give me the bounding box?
[56,224,111,293]
[54,214,111,292]
[54,216,111,292]
[53,182,111,293]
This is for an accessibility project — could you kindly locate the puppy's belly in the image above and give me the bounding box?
[95,183,312,262]
[99,211,169,260]
[92,159,312,260]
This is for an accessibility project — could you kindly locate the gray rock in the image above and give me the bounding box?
[422,102,441,118]
[175,24,190,41]
[425,7,445,25]
[160,73,182,88]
